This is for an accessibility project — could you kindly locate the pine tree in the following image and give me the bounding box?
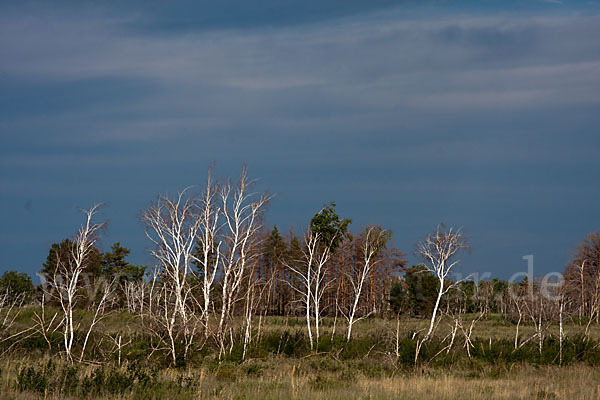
[102,242,145,282]
[41,238,102,279]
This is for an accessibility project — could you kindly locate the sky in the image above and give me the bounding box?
[0,0,599,282]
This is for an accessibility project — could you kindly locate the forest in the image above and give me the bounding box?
[0,167,599,399]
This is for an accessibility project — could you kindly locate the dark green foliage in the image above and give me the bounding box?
[258,330,310,357]
[105,368,136,394]
[262,226,290,315]
[288,235,303,261]
[389,281,409,314]
[41,238,102,278]
[60,365,80,395]
[339,335,379,360]
[457,281,476,313]
[396,336,418,365]
[212,362,239,381]
[102,242,145,282]
[490,279,509,313]
[191,239,219,278]
[400,264,439,316]
[0,270,34,302]
[264,226,287,263]
[14,360,193,398]
[16,366,48,394]
[310,202,352,252]
[16,331,61,352]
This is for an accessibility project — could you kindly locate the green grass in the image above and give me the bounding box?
[3,310,600,398]
[1,356,599,399]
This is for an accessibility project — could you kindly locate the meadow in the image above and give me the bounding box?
[2,310,600,399]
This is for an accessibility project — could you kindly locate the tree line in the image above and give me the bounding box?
[0,166,598,365]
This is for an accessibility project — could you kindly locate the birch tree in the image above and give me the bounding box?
[285,230,332,350]
[0,289,31,347]
[416,225,469,340]
[79,277,115,362]
[215,168,270,357]
[191,171,221,338]
[43,204,105,362]
[286,204,350,349]
[142,189,202,365]
[343,226,389,341]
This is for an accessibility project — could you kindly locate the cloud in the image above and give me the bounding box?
[0,2,598,277]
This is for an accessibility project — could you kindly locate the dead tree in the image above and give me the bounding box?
[31,294,60,350]
[414,224,468,362]
[79,277,115,362]
[584,271,600,337]
[564,232,600,322]
[216,168,270,358]
[285,230,333,350]
[142,189,202,365]
[0,290,33,352]
[123,279,146,315]
[511,289,525,350]
[43,204,104,362]
[192,171,221,338]
[416,225,469,340]
[343,226,388,341]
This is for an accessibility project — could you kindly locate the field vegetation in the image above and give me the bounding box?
[1,167,598,399]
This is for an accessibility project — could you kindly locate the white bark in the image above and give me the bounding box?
[45,204,104,363]
[285,230,332,350]
[79,277,115,362]
[416,225,468,341]
[215,168,270,358]
[559,298,564,365]
[345,227,385,341]
[31,295,60,350]
[192,171,221,338]
[142,189,202,364]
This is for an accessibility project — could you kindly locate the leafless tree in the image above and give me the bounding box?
[413,225,468,362]
[215,168,270,358]
[578,260,587,320]
[0,290,35,352]
[513,279,555,355]
[192,170,222,338]
[342,226,388,341]
[31,294,61,350]
[108,331,132,367]
[285,230,333,350]
[583,270,600,337]
[416,225,469,340]
[241,265,272,361]
[142,189,203,365]
[43,204,104,362]
[79,277,115,362]
[123,279,146,315]
[0,290,25,334]
[141,269,177,363]
[564,232,600,322]
[511,290,525,350]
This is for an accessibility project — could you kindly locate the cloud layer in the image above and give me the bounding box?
[1,1,599,278]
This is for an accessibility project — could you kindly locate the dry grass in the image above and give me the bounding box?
[2,361,598,399]
[3,312,600,399]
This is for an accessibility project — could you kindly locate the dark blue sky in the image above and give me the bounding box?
[1,0,599,282]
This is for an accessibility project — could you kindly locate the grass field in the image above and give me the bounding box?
[2,312,600,399]
[2,356,599,399]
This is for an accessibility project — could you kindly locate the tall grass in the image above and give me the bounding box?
[2,312,600,398]
[2,357,599,399]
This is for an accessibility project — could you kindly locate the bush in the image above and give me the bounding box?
[16,366,48,394]
[0,270,34,303]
